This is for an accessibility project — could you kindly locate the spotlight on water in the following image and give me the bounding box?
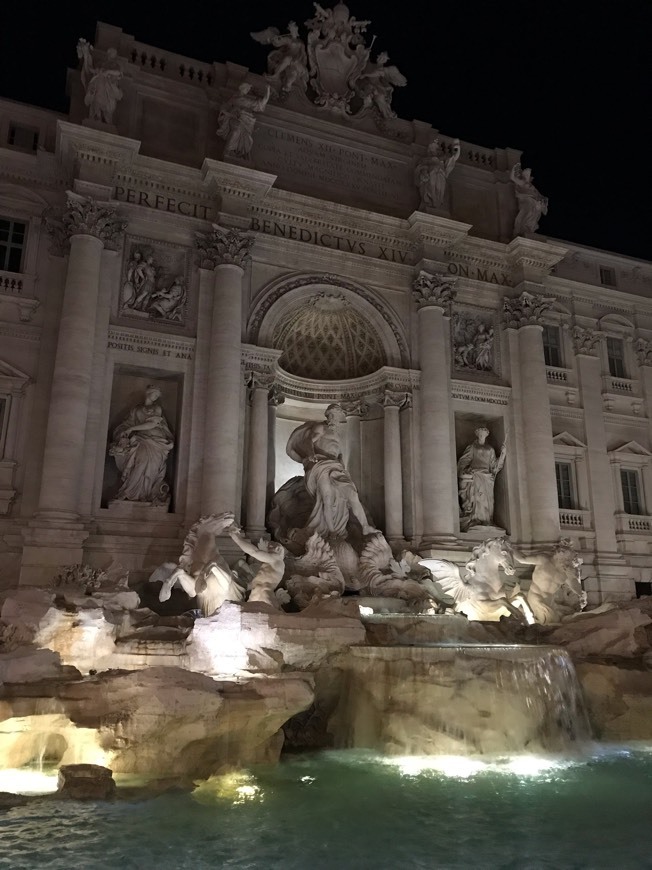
[386,754,579,780]
[0,768,59,795]
[192,771,263,805]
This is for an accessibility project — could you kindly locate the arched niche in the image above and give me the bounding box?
[247,273,409,374]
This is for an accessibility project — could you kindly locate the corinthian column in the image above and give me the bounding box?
[413,271,457,546]
[195,225,253,517]
[384,390,406,542]
[245,371,274,537]
[503,289,560,542]
[38,192,124,520]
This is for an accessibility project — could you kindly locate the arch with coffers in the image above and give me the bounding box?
[247,272,409,373]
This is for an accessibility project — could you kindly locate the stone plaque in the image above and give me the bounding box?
[252,122,415,213]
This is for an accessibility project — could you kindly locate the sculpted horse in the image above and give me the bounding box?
[513,539,586,624]
[150,512,244,616]
[420,537,534,623]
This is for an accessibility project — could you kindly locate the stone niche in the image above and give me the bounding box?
[101,368,181,511]
[455,414,509,535]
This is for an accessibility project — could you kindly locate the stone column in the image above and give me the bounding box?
[245,372,274,538]
[413,271,457,546]
[503,290,560,542]
[343,400,366,490]
[195,226,253,517]
[37,192,124,520]
[384,390,406,542]
[267,385,285,508]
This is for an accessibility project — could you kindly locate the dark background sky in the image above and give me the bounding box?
[1,0,648,260]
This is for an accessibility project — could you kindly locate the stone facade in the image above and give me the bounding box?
[1,19,652,605]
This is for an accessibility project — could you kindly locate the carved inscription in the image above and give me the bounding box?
[114,186,214,221]
[107,329,194,360]
[253,125,413,207]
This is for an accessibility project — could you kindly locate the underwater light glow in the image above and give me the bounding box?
[0,768,59,795]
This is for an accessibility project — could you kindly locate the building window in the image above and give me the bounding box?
[606,336,626,378]
[621,469,643,515]
[599,266,617,287]
[635,581,652,599]
[542,325,563,368]
[0,218,27,273]
[555,461,574,510]
[0,397,7,459]
[7,123,39,153]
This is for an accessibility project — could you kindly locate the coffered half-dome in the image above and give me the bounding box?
[273,292,385,380]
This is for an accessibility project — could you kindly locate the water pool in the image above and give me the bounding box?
[1,747,651,870]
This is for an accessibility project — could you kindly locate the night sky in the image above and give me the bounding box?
[1,0,648,261]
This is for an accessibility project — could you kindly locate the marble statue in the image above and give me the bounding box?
[355,52,407,119]
[108,385,174,506]
[513,539,587,624]
[510,163,548,236]
[286,403,378,538]
[270,404,450,611]
[358,534,453,609]
[285,532,346,609]
[152,513,245,616]
[457,426,506,532]
[420,537,534,623]
[415,138,461,211]
[227,524,286,609]
[76,39,123,125]
[251,22,309,97]
[217,83,271,160]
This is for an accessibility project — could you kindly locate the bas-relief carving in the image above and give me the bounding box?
[453,314,495,372]
[108,384,174,507]
[217,84,271,161]
[634,337,652,366]
[119,240,189,325]
[252,2,406,126]
[414,138,460,211]
[510,163,548,237]
[76,39,123,125]
[457,425,506,533]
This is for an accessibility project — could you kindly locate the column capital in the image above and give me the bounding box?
[342,399,369,418]
[195,223,254,269]
[383,389,410,409]
[268,384,285,407]
[502,289,555,329]
[572,325,604,357]
[45,191,126,256]
[412,270,457,313]
[245,369,276,392]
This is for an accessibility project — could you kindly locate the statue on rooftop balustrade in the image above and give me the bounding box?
[217,83,271,160]
[415,138,460,211]
[76,38,123,125]
[510,163,548,236]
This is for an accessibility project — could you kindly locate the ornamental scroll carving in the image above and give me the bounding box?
[195,224,254,269]
[502,290,555,329]
[412,270,457,313]
[572,326,603,357]
[45,192,126,256]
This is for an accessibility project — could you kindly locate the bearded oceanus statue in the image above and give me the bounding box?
[269,404,449,610]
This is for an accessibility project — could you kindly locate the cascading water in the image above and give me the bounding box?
[331,644,592,756]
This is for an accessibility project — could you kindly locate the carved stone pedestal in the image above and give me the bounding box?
[460,524,506,542]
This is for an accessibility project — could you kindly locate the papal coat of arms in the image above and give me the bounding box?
[252,1,406,122]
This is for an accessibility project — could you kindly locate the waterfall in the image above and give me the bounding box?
[330,645,592,756]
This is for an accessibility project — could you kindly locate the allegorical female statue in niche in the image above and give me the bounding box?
[109,385,174,506]
[457,426,506,532]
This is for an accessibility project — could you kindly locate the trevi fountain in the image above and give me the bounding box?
[1,5,652,869]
